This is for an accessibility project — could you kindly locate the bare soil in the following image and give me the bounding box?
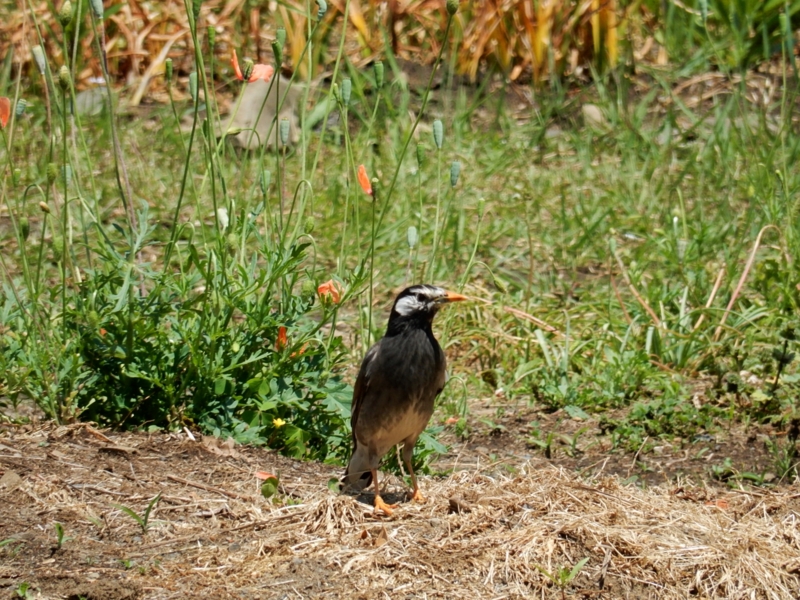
[2,421,799,599]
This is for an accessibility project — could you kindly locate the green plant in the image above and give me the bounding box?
[53,522,72,551]
[535,557,589,599]
[112,493,162,534]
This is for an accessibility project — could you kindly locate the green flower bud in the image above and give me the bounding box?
[87,310,100,328]
[207,26,216,49]
[89,0,103,19]
[374,61,384,88]
[260,170,271,194]
[19,217,30,241]
[271,40,282,66]
[165,58,173,84]
[316,0,327,19]
[416,143,426,167]
[304,216,316,233]
[62,165,73,187]
[341,77,351,105]
[407,226,418,249]
[301,279,316,298]
[13,168,21,184]
[242,59,254,81]
[189,71,198,102]
[276,27,286,48]
[192,0,202,20]
[58,65,71,91]
[432,119,443,149]
[51,237,63,263]
[15,98,27,116]
[226,233,238,256]
[46,163,58,183]
[450,160,461,187]
[477,197,485,215]
[446,0,459,16]
[58,1,73,27]
[280,118,290,146]
[32,46,46,75]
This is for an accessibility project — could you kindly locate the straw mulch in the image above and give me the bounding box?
[1,423,799,599]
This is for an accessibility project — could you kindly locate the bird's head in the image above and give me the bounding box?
[388,285,466,331]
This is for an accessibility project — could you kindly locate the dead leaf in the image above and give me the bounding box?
[374,526,389,547]
[0,470,22,494]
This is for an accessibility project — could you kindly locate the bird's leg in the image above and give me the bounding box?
[403,446,425,503]
[371,468,398,516]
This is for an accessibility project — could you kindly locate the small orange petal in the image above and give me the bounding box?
[276,326,288,350]
[254,471,276,480]
[250,64,274,83]
[231,50,243,80]
[99,328,107,337]
[317,279,342,304]
[357,164,372,196]
[0,97,10,129]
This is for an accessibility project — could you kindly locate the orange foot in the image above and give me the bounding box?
[374,495,398,516]
[410,488,426,503]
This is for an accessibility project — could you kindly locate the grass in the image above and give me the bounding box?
[1,1,800,483]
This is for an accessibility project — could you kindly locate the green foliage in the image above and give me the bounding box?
[112,493,162,534]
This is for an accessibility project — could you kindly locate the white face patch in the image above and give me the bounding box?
[393,286,446,316]
[394,294,425,316]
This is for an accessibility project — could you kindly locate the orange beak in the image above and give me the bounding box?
[440,290,468,303]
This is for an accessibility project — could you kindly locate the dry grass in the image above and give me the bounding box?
[1,423,799,599]
[3,0,629,97]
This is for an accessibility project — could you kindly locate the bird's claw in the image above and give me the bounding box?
[410,489,426,503]
[374,495,398,516]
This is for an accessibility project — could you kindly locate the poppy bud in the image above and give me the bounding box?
[207,26,216,49]
[19,218,30,241]
[89,0,103,18]
[374,61,384,88]
[272,40,283,66]
[432,119,443,149]
[331,82,340,103]
[46,163,58,183]
[39,201,51,214]
[51,238,63,263]
[301,279,316,298]
[32,46,46,75]
[416,143,426,167]
[192,0,202,20]
[62,165,73,187]
[450,160,461,187]
[165,58,173,84]
[226,233,238,256]
[58,1,73,27]
[304,216,315,233]
[341,77,351,105]
[13,168,21,184]
[276,28,286,48]
[16,98,27,116]
[316,0,327,19]
[241,59,254,82]
[58,65,71,91]
[446,0,459,16]
[407,226,418,249]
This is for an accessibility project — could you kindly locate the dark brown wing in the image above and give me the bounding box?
[350,342,381,445]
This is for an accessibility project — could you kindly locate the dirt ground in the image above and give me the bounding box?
[2,420,799,600]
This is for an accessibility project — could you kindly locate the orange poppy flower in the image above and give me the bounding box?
[0,97,10,129]
[357,164,372,196]
[231,50,275,83]
[276,326,288,351]
[317,279,343,304]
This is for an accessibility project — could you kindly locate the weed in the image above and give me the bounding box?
[535,557,590,600]
[112,493,162,534]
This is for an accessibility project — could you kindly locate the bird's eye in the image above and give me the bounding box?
[415,293,424,302]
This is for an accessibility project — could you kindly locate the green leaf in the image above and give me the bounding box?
[260,476,279,499]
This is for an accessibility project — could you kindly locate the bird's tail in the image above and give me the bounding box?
[340,443,373,493]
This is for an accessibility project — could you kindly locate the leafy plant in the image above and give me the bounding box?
[535,557,590,599]
[112,493,162,534]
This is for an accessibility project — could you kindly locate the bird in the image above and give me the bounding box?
[341,284,466,515]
